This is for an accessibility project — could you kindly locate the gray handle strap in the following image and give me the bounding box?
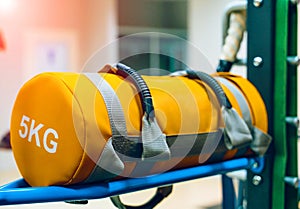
[83,73,126,182]
[84,73,128,137]
[217,77,252,127]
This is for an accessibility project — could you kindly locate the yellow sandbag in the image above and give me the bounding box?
[10,65,270,186]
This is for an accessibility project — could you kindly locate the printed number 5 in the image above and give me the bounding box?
[19,115,30,139]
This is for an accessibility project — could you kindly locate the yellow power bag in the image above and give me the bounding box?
[10,64,271,186]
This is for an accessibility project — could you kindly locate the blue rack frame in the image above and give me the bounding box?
[0,157,261,206]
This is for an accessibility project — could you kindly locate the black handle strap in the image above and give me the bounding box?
[110,185,173,209]
[100,64,170,161]
[185,69,232,109]
[114,63,155,120]
[185,69,255,150]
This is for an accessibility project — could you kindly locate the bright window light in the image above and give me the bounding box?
[0,0,16,14]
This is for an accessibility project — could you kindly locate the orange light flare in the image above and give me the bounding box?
[0,31,5,51]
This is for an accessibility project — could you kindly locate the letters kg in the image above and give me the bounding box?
[18,115,58,154]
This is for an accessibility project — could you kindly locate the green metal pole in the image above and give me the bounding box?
[272,0,289,208]
[285,2,298,209]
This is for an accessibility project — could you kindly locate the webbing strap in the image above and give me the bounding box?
[184,70,252,150]
[217,77,252,127]
[141,115,170,161]
[217,77,272,156]
[83,73,127,182]
[101,64,171,161]
[112,131,223,159]
[84,138,124,183]
[84,73,128,137]
[84,72,170,162]
[221,107,252,149]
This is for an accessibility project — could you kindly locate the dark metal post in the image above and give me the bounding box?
[246,0,276,208]
[222,174,236,209]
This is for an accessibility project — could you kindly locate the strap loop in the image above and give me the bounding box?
[101,63,155,120]
[110,185,173,209]
[100,64,171,161]
[217,76,272,156]
[184,69,253,150]
[83,73,125,180]
[186,69,232,109]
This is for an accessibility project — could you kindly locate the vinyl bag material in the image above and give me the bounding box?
[10,64,271,186]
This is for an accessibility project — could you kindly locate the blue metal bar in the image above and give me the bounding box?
[0,158,253,206]
[0,179,28,190]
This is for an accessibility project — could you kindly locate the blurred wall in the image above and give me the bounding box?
[188,0,245,73]
[0,0,117,136]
